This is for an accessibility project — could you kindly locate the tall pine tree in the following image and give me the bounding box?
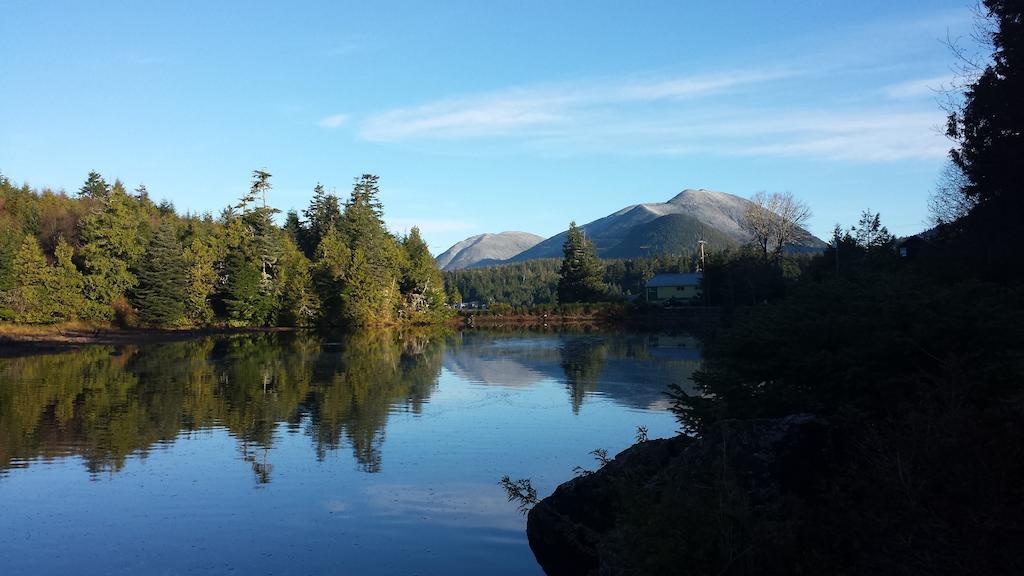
[312,226,350,324]
[183,236,218,325]
[132,220,187,326]
[400,227,447,316]
[946,0,1024,276]
[5,235,56,323]
[301,183,342,258]
[557,222,606,303]
[78,180,144,316]
[50,237,87,320]
[336,174,402,324]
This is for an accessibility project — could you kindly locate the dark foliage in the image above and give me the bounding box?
[557,222,606,304]
[946,0,1024,278]
[132,220,186,326]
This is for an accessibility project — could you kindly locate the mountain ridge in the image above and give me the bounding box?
[435,231,544,271]
[437,189,827,269]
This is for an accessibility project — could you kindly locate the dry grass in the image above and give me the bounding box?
[0,320,110,337]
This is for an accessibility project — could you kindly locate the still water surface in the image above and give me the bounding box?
[0,330,700,575]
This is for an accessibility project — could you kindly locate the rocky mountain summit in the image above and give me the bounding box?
[435,231,545,270]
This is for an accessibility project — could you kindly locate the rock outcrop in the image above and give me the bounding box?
[526,415,830,576]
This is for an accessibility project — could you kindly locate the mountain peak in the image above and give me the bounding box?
[435,231,544,270]
[667,188,726,204]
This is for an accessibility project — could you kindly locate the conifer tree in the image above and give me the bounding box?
[78,171,110,199]
[337,174,402,324]
[79,181,144,316]
[222,243,265,326]
[238,170,281,284]
[946,0,1024,275]
[341,246,380,325]
[400,227,446,314]
[132,220,187,326]
[183,237,218,325]
[312,226,350,324]
[283,210,304,247]
[557,222,606,303]
[50,237,87,320]
[5,235,56,323]
[302,183,342,257]
[217,170,280,326]
[275,236,318,326]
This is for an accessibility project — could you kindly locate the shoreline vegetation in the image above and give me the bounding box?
[0,322,298,355]
[0,303,724,355]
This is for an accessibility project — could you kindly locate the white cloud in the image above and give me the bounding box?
[884,75,956,99]
[359,69,793,142]
[353,9,965,163]
[364,483,523,531]
[672,110,950,162]
[317,113,349,128]
[355,66,952,162]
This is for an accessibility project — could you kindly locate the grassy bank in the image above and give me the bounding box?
[0,321,298,355]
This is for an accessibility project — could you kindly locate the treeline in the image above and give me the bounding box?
[0,170,449,327]
[444,250,701,307]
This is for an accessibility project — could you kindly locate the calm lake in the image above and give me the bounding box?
[0,330,700,576]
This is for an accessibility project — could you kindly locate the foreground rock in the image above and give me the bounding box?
[526,415,829,576]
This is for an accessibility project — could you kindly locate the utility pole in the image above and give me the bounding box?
[833,226,841,273]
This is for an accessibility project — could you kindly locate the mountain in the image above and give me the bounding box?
[603,213,740,259]
[435,231,545,271]
[510,188,826,262]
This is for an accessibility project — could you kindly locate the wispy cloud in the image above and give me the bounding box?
[360,69,793,141]
[615,109,950,162]
[355,10,966,163]
[726,111,949,161]
[884,74,956,99]
[357,68,951,162]
[317,113,349,128]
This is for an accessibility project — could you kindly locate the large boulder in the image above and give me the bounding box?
[526,415,830,576]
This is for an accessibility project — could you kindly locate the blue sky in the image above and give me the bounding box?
[0,1,978,253]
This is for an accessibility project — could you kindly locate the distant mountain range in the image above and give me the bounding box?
[435,231,545,271]
[436,189,827,270]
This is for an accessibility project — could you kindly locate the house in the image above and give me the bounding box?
[645,273,703,305]
[895,228,941,260]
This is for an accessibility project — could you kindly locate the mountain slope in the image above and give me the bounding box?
[435,231,544,271]
[603,213,740,259]
[511,189,825,262]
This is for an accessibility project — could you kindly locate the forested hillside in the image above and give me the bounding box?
[444,251,703,306]
[0,170,449,327]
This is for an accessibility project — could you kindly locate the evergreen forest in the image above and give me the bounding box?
[0,171,449,327]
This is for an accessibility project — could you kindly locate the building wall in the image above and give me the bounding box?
[646,285,700,303]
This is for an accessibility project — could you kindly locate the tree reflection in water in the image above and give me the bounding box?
[0,330,445,481]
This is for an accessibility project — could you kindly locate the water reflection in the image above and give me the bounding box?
[0,330,699,481]
[0,331,444,480]
[0,329,701,576]
[443,331,702,412]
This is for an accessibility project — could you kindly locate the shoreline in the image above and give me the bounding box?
[452,305,722,332]
[0,324,300,356]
